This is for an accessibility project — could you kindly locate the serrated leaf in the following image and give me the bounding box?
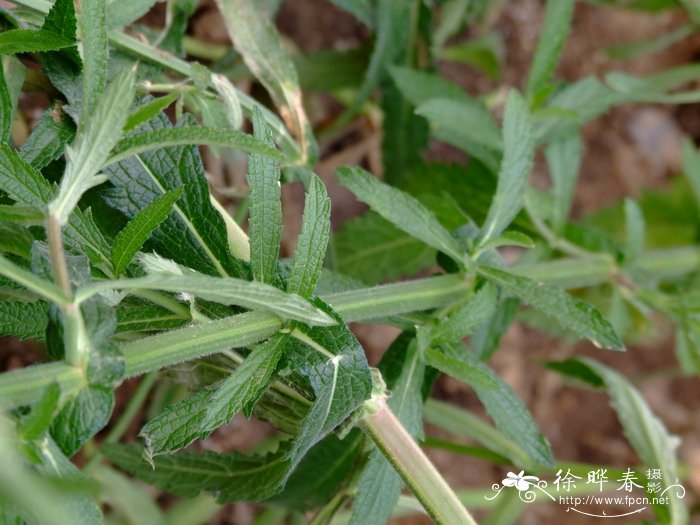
[471,296,519,360]
[124,94,179,133]
[0,204,44,225]
[525,0,575,99]
[335,211,436,285]
[50,385,114,457]
[0,221,33,258]
[103,442,292,502]
[479,90,534,245]
[105,125,284,167]
[337,166,463,262]
[287,174,331,298]
[103,113,244,278]
[0,59,10,144]
[545,133,582,234]
[0,30,73,55]
[0,300,48,340]
[433,282,498,343]
[429,343,554,467]
[77,273,335,326]
[201,334,287,432]
[248,106,282,284]
[19,104,76,170]
[553,358,687,525]
[78,0,107,117]
[115,301,188,333]
[415,97,502,170]
[350,338,425,525]
[111,188,182,274]
[49,67,136,224]
[478,265,624,350]
[215,0,314,162]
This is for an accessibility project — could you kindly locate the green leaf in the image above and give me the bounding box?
[78,0,108,117]
[525,0,575,99]
[76,273,335,326]
[106,0,159,30]
[0,221,33,258]
[103,113,244,278]
[49,67,136,224]
[553,358,688,525]
[18,383,60,441]
[389,66,472,107]
[623,198,645,263]
[0,30,73,55]
[0,205,44,225]
[201,334,287,432]
[415,97,502,171]
[248,106,283,285]
[337,166,463,262]
[19,104,76,170]
[0,300,49,340]
[477,265,624,350]
[104,442,292,502]
[433,283,498,344]
[479,90,534,245]
[0,254,69,305]
[477,231,535,253]
[335,211,436,285]
[428,344,554,467]
[287,174,331,298]
[545,133,582,234]
[50,385,114,457]
[0,60,10,144]
[140,335,286,457]
[124,94,179,133]
[116,301,188,333]
[105,125,284,167]
[111,188,182,274]
[471,296,519,360]
[350,340,425,525]
[681,138,700,206]
[215,0,314,162]
[90,463,167,525]
[440,33,504,79]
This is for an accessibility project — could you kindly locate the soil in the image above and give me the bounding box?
[2,1,700,524]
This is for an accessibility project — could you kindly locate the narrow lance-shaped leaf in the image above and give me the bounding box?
[19,104,76,170]
[551,358,688,525]
[202,335,287,432]
[78,0,108,117]
[479,90,534,245]
[103,113,244,277]
[433,282,498,344]
[248,106,283,284]
[546,133,582,234]
[525,0,575,99]
[104,125,283,167]
[140,334,288,457]
[287,174,331,298]
[337,166,463,262]
[0,31,73,55]
[427,343,554,467]
[49,67,136,224]
[111,188,182,274]
[0,59,11,143]
[124,93,179,133]
[75,273,335,327]
[214,0,315,162]
[0,254,69,305]
[478,265,624,350]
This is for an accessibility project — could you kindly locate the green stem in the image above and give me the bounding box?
[46,215,72,299]
[360,398,477,525]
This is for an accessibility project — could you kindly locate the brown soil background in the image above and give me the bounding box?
[3,1,700,524]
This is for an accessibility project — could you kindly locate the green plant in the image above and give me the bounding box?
[0,0,698,524]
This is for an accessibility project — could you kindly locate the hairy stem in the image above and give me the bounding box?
[46,215,72,299]
[361,398,477,525]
